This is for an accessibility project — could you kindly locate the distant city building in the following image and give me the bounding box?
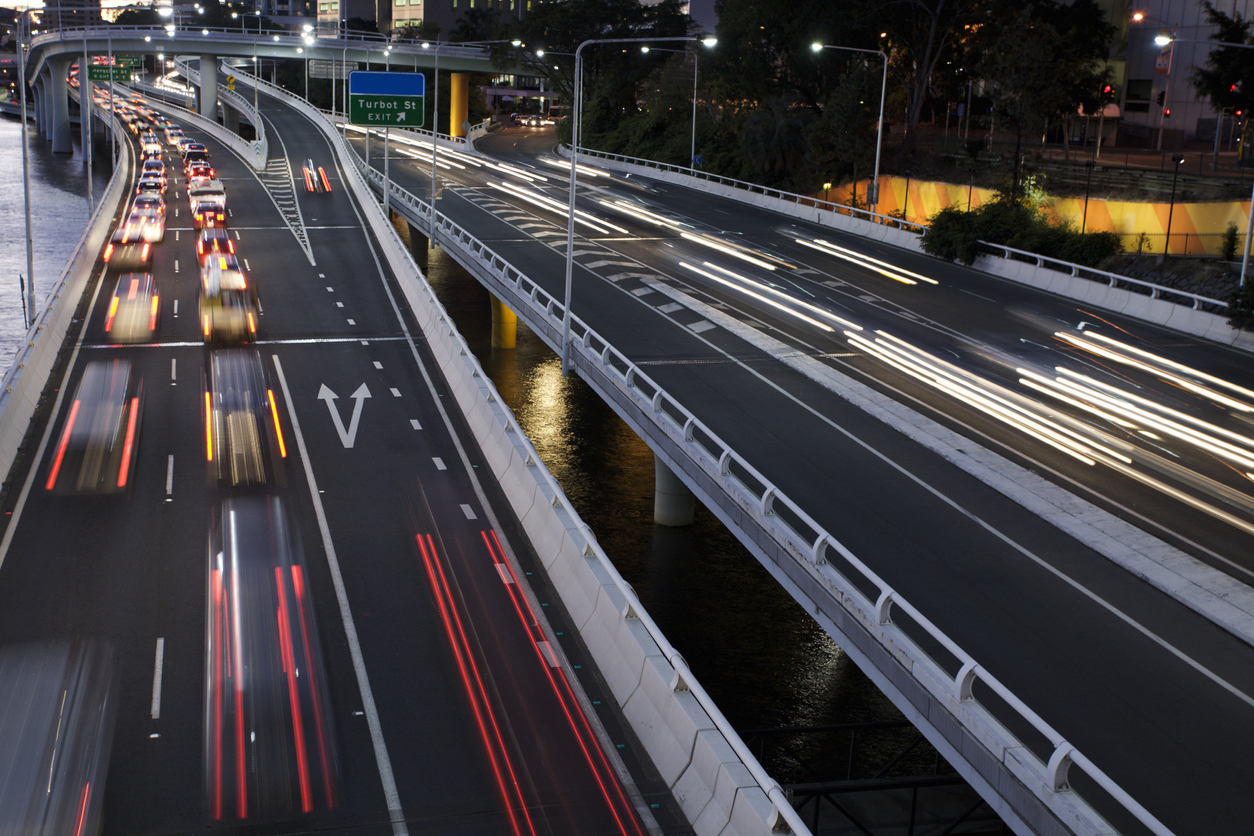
[1116,0,1254,149]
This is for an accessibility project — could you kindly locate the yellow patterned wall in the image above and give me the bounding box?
[828,177,1251,256]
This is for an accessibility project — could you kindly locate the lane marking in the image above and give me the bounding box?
[336,302,344,308]
[174,259,179,274]
[151,638,165,719]
[432,457,446,471]
[327,286,334,292]
[271,355,408,835]
[410,419,421,430]
[373,361,383,370]
[389,388,401,398]
[495,563,514,584]
[165,455,174,496]
[460,504,476,520]
[244,258,252,271]
[347,319,356,325]
[537,641,559,667]
[172,299,178,317]
[170,358,176,383]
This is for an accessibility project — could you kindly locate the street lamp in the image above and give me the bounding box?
[811,42,888,217]
[562,35,708,376]
[425,39,521,238]
[1082,160,1095,234]
[640,38,717,174]
[1165,153,1185,256]
[14,9,35,326]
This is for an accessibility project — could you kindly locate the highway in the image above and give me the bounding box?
[0,90,675,835]
[335,116,1254,833]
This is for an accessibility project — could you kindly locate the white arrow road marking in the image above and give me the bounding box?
[318,383,372,447]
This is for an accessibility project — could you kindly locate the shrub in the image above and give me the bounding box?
[1228,280,1254,330]
[921,206,980,264]
[1222,222,1239,261]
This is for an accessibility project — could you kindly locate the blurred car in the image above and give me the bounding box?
[200,255,258,343]
[524,114,542,127]
[126,206,165,242]
[186,162,216,182]
[194,199,227,230]
[136,173,166,195]
[104,271,160,342]
[176,136,197,155]
[141,159,167,186]
[183,150,211,173]
[302,159,331,193]
[189,178,226,213]
[140,145,163,163]
[132,193,166,221]
[196,228,234,264]
[166,127,186,147]
[103,225,152,272]
[140,130,161,146]
[203,349,285,486]
[0,639,117,836]
[181,141,207,160]
[204,495,337,821]
[44,359,143,493]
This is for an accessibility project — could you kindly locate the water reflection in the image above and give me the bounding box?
[423,247,932,781]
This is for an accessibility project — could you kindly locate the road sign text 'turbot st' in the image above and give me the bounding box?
[348,71,425,128]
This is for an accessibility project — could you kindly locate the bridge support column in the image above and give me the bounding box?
[33,75,47,138]
[404,221,429,270]
[490,294,516,349]
[49,58,72,153]
[450,73,468,138]
[222,103,239,134]
[654,455,694,527]
[199,55,219,123]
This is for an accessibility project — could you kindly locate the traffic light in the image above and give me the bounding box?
[1232,83,1241,93]
[1157,91,1166,106]
[1164,108,1172,118]
[1101,83,1115,104]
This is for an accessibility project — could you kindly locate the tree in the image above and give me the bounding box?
[393,20,442,41]
[1191,1,1254,117]
[453,7,502,42]
[977,0,1112,194]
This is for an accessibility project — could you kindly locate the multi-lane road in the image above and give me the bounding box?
[0,90,680,835]
[336,113,1254,832]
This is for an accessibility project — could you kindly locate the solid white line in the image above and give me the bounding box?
[271,354,409,836]
[165,455,174,495]
[172,299,178,317]
[151,638,165,719]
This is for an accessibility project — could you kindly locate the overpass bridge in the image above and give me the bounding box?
[13,26,1254,836]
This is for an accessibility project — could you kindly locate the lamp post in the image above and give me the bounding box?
[811,42,888,217]
[1165,153,1185,255]
[426,39,520,238]
[563,35,710,376]
[16,9,35,327]
[1082,160,1095,233]
[1152,27,1177,152]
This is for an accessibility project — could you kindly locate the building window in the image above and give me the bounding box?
[395,0,405,5]
[1125,78,1151,113]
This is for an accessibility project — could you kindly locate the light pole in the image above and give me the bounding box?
[563,35,708,376]
[811,41,888,217]
[1081,160,1095,234]
[16,9,35,327]
[1165,153,1185,256]
[1153,27,1177,152]
[425,38,520,238]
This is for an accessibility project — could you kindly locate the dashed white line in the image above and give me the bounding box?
[244,258,252,271]
[373,361,383,370]
[326,286,334,292]
[174,259,179,274]
[173,299,178,317]
[495,563,514,584]
[389,388,401,397]
[433,457,446,470]
[170,358,176,383]
[347,319,356,325]
[166,455,174,496]
[151,638,165,719]
[336,302,344,308]
[460,504,477,520]
[410,419,421,430]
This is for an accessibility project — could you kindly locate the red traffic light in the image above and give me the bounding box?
[1233,83,1241,93]
[1164,108,1172,117]
[1102,84,1113,95]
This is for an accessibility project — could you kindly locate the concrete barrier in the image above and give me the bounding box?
[0,113,130,484]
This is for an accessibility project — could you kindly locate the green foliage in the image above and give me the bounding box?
[1191,2,1254,116]
[921,194,1123,267]
[1228,280,1254,330]
[1223,222,1240,260]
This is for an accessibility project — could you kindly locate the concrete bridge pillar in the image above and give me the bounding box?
[450,73,468,138]
[49,58,73,153]
[490,294,516,349]
[222,103,239,134]
[33,74,46,137]
[199,55,219,123]
[654,455,695,527]
[404,221,429,270]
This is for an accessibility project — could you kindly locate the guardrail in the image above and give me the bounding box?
[152,59,267,171]
[258,64,814,836]
[0,110,130,481]
[978,240,1228,312]
[565,145,927,234]
[382,142,1171,836]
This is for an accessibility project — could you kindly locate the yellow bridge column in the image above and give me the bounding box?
[490,294,516,349]
[450,73,469,138]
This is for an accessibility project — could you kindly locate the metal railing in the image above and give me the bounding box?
[566,145,929,234]
[368,139,1174,836]
[978,240,1228,311]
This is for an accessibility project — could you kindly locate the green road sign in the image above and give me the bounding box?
[117,56,142,67]
[87,66,132,82]
[348,72,424,127]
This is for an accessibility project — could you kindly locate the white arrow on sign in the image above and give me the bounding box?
[318,383,371,447]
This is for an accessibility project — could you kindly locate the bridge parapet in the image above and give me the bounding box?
[0,112,130,483]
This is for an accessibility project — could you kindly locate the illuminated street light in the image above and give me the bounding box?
[811,41,888,216]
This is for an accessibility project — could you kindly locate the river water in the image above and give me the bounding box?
[0,113,975,804]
